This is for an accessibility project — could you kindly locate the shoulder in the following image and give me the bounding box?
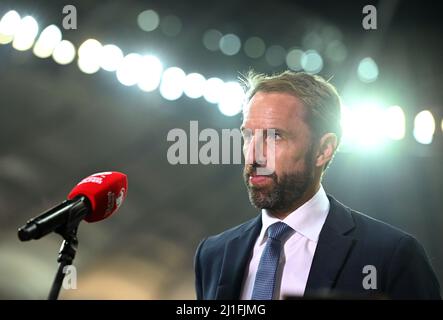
[197,215,261,253]
[330,196,415,241]
[352,208,412,240]
[327,196,424,258]
[328,196,441,298]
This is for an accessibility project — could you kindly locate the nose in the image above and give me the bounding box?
[244,130,267,166]
[244,135,255,165]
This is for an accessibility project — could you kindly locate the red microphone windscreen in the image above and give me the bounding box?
[67,172,128,222]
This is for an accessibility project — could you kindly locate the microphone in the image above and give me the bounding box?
[18,171,128,241]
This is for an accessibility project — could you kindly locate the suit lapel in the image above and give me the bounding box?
[215,216,262,299]
[215,196,356,299]
[304,196,357,296]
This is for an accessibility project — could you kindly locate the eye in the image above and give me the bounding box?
[267,131,282,141]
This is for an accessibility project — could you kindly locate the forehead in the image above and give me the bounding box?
[242,91,306,129]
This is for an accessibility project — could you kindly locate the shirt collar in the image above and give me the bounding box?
[259,184,330,244]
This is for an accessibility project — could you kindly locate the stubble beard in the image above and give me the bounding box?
[243,149,315,211]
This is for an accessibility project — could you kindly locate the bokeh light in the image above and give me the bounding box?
[0,10,21,44]
[219,33,241,56]
[137,55,163,92]
[77,39,103,74]
[183,73,206,99]
[12,16,39,51]
[159,67,186,101]
[33,25,62,58]
[384,106,406,140]
[203,77,224,104]
[286,49,304,71]
[301,50,323,74]
[137,10,160,32]
[116,53,144,86]
[217,81,244,116]
[413,110,435,144]
[243,36,266,58]
[52,40,76,65]
[358,57,379,83]
[341,103,386,149]
[202,29,222,51]
[100,44,124,72]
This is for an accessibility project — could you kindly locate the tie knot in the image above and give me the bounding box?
[267,222,293,241]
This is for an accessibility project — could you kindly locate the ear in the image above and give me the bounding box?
[315,133,338,168]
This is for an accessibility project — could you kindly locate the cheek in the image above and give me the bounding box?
[273,147,289,173]
[274,145,306,173]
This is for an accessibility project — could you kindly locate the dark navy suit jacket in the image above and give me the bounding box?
[194,196,441,299]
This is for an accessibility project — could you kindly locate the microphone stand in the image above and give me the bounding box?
[48,226,79,300]
[47,196,87,300]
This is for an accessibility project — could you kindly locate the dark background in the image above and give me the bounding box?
[0,0,442,299]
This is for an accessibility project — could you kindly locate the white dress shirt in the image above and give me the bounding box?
[240,185,330,299]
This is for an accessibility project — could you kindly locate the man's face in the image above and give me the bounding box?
[241,91,316,211]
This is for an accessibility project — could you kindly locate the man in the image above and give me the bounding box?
[194,71,441,300]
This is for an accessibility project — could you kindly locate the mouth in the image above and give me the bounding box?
[249,174,273,187]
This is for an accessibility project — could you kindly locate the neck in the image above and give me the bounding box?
[268,181,321,220]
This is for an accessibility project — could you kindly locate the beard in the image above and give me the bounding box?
[243,148,315,211]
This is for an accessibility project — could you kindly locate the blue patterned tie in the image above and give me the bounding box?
[251,222,293,300]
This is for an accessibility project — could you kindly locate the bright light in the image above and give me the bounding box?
[203,77,224,104]
[33,25,62,58]
[383,106,405,140]
[116,53,144,86]
[341,103,386,149]
[219,33,241,56]
[78,57,101,74]
[413,110,435,144]
[341,103,406,150]
[0,10,21,44]
[52,40,76,65]
[159,67,186,101]
[358,57,379,83]
[77,39,103,74]
[100,44,124,72]
[301,50,323,74]
[218,81,244,117]
[137,55,163,92]
[137,10,159,32]
[12,16,39,51]
[183,73,206,99]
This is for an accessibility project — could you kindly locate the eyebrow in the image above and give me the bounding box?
[239,127,287,134]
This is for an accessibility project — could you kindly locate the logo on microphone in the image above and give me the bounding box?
[116,188,125,209]
[105,188,125,214]
[78,176,103,185]
[78,172,114,186]
[106,191,115,214]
